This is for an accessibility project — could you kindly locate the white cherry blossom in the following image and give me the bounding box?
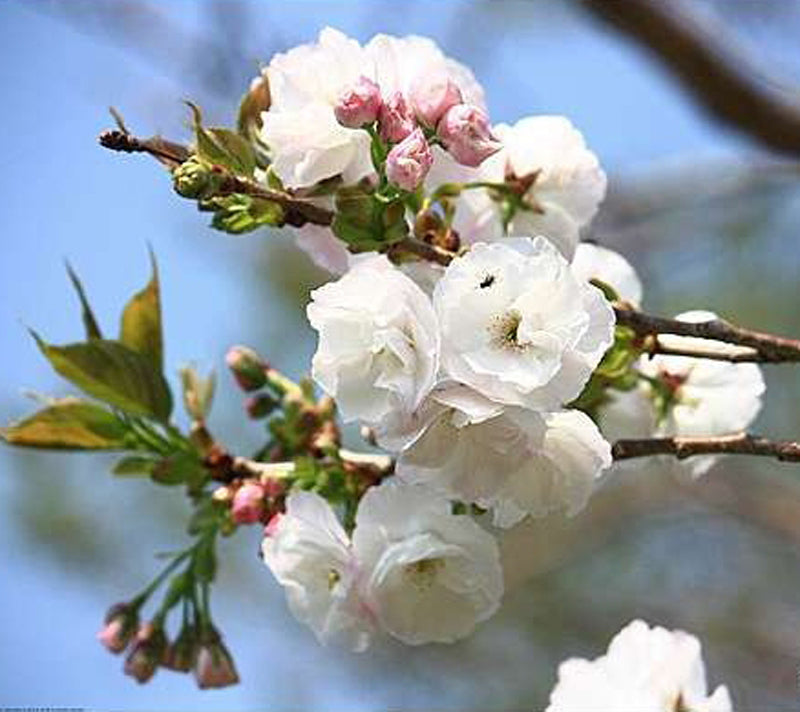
[260,28,486,190]
[260,491,373,651]
[438,116,605,259]
[571,242,643,307]
[307,254,440,428]
[433,237,615,410]
[546,619,732,712]
[394,383,611,527]
[352,480,503,645]
[640,310,765,477]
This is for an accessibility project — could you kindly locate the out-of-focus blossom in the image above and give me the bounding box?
[546,619,732,712]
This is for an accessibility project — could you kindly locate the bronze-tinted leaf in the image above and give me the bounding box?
[120,252,163,371]
[32,333,173,422]
[66,262,103,340]
[1,398,129,450]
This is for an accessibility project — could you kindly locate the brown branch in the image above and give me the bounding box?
[98,129,190,169]
[99,129,334,228]
[391,236,456,266]
[615,306,800,363]
[612,433,800,463]
[579,0,800,157]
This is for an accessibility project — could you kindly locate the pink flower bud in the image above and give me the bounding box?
[124,623,167,684]
[194,629,239,689]
[437,104,501,167]
[231,481,266,525]
[226,345,268,392]
[378,91,416,143]
[410,75,463,127]
[334,76,382,128]
[385,128,433,192]
[97,602,138,654]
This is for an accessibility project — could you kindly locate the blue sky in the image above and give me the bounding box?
[0,1,789,710]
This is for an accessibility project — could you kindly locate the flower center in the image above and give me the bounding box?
[489,310,529,352]
[326,568,341,591]
[403,557,445,591]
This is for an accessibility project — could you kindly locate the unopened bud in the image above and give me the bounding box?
[245,392,279,419]
[97,602,139,654]
[173,156,213,198]
[180,365,216,421]
[437,104,501,167]
[231,481,266,525]
[162,624,198,673]
[124,622,167,684]
[378,91,416,143]
[410,74,463,128]
[194,629,240,689]
[334,76,382,129]
[226,345,268,392]
[385,128,433,192]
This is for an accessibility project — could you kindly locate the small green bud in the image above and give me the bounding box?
[173,156,213,199]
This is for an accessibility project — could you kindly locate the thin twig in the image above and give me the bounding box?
[615,306,800,363]
[391,236,456,266]
[579,0,800,157]
[612,433,800,463]
[98,129,335,228]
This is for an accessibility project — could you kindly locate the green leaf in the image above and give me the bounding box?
[151,452,205,487]
[120,251,163,371]
[32,333,173,422]
[65,263,103,340]
[187,102,256,177]
[205,194,284,234]
[113,455,157,477]
[1,398,129,450]
[332,186,408,252]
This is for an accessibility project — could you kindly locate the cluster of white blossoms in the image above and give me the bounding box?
[584,246,766,479]
[253,29,762,676]
[261,482,502,649]
[308,238,615,530]
[546,620,732,712]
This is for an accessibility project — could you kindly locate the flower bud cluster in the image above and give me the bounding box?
[98,603,239,688]
[214,466,289,527]
[332,72,499,192]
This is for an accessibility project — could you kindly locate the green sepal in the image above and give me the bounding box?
[0,398,129,450]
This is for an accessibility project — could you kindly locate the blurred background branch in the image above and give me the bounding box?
[579,0,800,157]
